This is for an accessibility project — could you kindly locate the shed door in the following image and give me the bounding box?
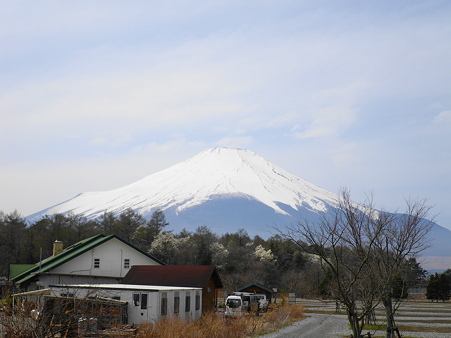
[132,292,149,323]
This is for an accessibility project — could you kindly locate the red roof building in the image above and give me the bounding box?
[122,265,223,312]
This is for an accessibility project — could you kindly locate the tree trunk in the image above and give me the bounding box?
[382,297,399,338]
[347,302,364,338]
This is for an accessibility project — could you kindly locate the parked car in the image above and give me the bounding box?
[237,292,268,313]
[224,295,244,316]
[225,292,268,316]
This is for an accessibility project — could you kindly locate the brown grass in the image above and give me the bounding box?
[136,304,304,338]
[363,323,451,334]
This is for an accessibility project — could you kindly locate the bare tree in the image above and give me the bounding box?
[371,199,434,338]
[279,189,434,338]
[281,189,384,338]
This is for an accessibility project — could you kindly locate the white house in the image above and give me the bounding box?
[48,284,203,324]
[10,234,165,291]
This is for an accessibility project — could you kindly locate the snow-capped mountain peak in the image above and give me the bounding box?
[27,147,339,231]
[26,147,451,269]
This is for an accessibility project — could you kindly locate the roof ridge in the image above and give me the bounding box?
[11,234,107,282]
[11,233,165,285]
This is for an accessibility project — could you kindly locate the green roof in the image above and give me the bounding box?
[11,234,165,285]
[9,264,35,280]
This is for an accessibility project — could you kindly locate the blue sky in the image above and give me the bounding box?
[1,1,450,229]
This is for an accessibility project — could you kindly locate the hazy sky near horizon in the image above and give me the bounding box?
[1,1,450,229]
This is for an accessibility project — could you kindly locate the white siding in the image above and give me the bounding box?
[49,285,202,324]
[50,238,160,278]
[39,275,119,288]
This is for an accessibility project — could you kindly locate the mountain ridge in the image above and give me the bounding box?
[27,147,340,228]
[27,147,451,270]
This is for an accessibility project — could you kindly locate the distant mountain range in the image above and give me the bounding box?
[27,147,451,271]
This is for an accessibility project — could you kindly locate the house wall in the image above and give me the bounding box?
[50,238,160,279]
[37,275,120,289]
[202,278,218,312]
[49,286,202,325]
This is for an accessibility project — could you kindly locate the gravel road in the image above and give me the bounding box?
[262,299,451,338]
[262,312,350,338]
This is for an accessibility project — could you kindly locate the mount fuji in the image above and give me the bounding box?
[27,147,451,269]
[27,147,341,236]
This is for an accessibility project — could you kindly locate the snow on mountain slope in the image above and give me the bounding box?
[26,147,451,270]
[27,147,340,226]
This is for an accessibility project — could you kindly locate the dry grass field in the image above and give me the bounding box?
[136,304,305,338]
[299,298,451,338]
[0,300,304,337]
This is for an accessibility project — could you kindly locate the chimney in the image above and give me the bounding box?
[53,240,63,256]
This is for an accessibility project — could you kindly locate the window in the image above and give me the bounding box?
[133,293,140,307]
[93,258,100,268]
[185,293,191,312]
[60,293,75,298]
[141,293,148,310]
[134,293,148,309]
[124,259,130,269]
[226,298,242,308]
[161,292,167,316]
[195,291,200,310]
[174,292,180,314]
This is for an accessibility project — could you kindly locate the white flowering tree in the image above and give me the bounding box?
[210,242,229,269]
[254,244,276,263]
[149,231,183,265]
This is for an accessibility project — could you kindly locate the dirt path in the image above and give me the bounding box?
[264,298,451,338]
[262,312,350,338]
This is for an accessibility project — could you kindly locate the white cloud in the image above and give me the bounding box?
[1,1,451,228]
[215,136,253,149]
[237,111,300,132]
[433,111,451,125]
[132,140,188,154]
[330,143,360,168]
[290,104,357,140]
[90,137,108,146]
[287,81,366,140]
[89,134,132,148]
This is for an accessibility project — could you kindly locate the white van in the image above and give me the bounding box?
[225,292,268,316]
[236,292,268,313]
[224,295,244,316]
[251,294,268,312]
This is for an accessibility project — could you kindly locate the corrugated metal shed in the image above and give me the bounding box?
[49,283,202,292]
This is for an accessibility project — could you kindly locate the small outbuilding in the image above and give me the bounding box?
[122,265,223,312]
[237,283,274,303]
[48,284,202,325]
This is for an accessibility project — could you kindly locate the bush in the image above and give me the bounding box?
[0,301,304,337]
[137,312,251,338]
[262,304,304,332]
[136,304,304,338]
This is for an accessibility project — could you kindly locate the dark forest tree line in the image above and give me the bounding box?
[0,209,169,275]
[0,209,316,294]
[426,269,451,302]
[0,207,429,301]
